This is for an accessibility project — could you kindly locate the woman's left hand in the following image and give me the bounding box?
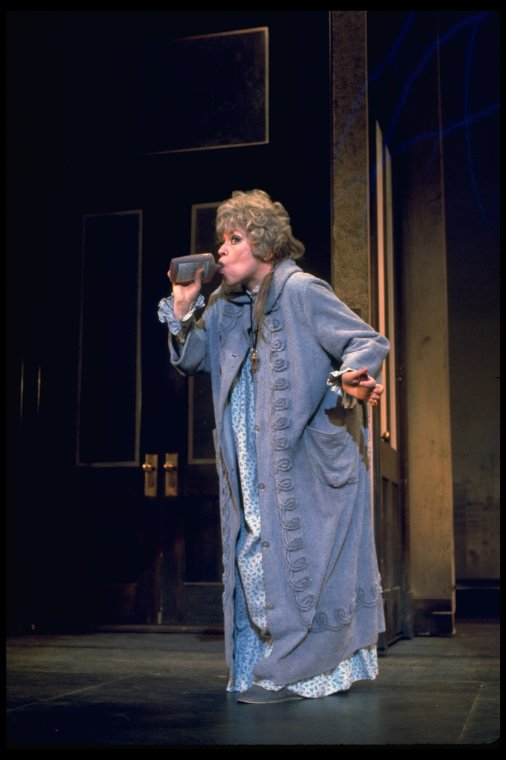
[341,368,384,406]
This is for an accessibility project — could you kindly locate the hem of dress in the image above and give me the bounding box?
[227,666,379,697]
[227,671,378,697]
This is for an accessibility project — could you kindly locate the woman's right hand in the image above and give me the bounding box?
[168,267,204,319]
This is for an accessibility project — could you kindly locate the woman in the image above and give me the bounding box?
[158,189,390,704]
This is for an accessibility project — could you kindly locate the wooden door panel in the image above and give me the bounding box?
[160,494,223,627]
[379,473,404,643]
[373,121,410,646]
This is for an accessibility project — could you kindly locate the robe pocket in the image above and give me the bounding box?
[304,426,359,487]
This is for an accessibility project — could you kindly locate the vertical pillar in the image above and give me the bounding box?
[399,17,455,634]
[330,11,370,319]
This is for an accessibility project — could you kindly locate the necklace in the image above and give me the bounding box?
[250,329,259,374]
[248,292,259,374]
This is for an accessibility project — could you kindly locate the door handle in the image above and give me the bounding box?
[164,453,179,497]
[142,453,158,497]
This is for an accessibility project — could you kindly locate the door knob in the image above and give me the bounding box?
[164,453,179,497]
[142,454,158,497]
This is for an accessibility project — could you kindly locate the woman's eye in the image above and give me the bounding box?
[231,235,242,244]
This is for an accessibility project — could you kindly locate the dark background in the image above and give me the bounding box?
[5,10,500,628]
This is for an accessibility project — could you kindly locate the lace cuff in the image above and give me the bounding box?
[157,294,205,341]
[327,368,357,409]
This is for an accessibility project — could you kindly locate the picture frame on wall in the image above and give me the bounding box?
[137,27,269,155]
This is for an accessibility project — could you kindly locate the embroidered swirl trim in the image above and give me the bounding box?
[266,311,315,615]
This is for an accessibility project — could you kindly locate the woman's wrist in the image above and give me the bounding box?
[173,301,191,320]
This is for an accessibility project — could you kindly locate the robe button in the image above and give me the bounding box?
[258,483,265,491]
[262,540,270,548]
[266,602,274,610]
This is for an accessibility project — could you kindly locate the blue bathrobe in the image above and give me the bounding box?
[167,259,390,686]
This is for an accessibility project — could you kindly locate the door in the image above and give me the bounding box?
[74,205,224,627]
[372,121,411,646]
[6,11,332,631]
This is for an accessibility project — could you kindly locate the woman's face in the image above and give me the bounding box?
[217,229,272,290]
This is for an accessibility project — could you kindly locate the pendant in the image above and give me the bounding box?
[250,348,259,374]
